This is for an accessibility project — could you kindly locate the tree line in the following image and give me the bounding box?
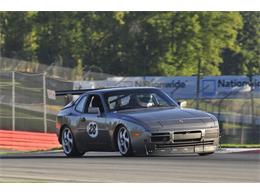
[0,12,259,76]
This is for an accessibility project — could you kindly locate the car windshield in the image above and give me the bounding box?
[104,89,177,112]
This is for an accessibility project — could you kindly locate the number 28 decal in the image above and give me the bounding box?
[87,121,98,138]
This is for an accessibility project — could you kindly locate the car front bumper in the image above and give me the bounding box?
[131,128,219,155]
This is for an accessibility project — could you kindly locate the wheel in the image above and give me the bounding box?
[117,126,133,156]
[198,152,214,156]
[61,127,85,157]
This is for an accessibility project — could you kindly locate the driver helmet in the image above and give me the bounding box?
[136,94,154,107]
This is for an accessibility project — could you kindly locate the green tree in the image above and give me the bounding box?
[1,12,258,77]
[149,12,243,76]
[220,12,260,75]
[0,12,36,60]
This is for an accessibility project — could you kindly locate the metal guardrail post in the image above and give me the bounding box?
[12,71,15,131]
[43,72,47,133]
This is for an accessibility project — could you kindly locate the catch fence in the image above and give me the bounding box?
[0,57,259,144]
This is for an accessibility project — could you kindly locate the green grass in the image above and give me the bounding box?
[222,122,252,129]
[0,151,20,155]
[220,144,260,148]
[0,147,62,155]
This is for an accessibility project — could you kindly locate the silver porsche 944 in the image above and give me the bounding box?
[56,87,219,157]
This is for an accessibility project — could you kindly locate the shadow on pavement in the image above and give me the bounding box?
[0,152,202,159]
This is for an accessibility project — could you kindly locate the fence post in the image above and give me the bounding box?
[12,71,15,131]
[248,74,256,141]
[196,58,201,109]
[43,72,47,133]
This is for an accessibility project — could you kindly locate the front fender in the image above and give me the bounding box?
[110,118,151,155]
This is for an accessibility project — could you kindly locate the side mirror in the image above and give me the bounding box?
[88,107,100,115]
[177,101,187,108]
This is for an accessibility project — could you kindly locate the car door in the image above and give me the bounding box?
[78,94,111,151]
[74,95,89,150]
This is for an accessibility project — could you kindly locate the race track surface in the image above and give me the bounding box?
[0,151,259,182]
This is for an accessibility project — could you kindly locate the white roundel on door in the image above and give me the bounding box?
[87,121,98,138]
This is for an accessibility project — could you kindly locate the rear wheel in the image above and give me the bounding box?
[61,127,85,157]
[117,126,133,156]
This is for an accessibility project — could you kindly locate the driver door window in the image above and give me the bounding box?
[84,95,104,114]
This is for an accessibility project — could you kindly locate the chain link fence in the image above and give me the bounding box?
[0,57,113,81]
[0,57,259,144]
[188,98,259,144]
[0,57,111,133]
[0,71,73,133]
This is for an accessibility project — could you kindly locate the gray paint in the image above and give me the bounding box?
[56,87,219,156]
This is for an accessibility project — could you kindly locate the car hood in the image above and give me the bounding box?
[116,108,216,131]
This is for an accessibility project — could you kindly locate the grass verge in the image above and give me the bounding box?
[221,144,260,148]
[0,147,62,155]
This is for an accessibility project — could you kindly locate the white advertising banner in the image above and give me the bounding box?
[201,75,260,98]
[74,75,260,99]
[107,76,197,99]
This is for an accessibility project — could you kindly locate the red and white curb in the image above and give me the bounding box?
[0,130,61,151]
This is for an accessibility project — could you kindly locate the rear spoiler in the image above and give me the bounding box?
[55,89,95,96]
[55,89,96,105]
[55,87,121,97]
[55,88,117,105]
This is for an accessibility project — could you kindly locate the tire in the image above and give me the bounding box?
[198,152,214,156]
[61,127,85,157]
[117,126,133,157]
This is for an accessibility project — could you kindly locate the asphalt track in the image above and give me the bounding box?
[0,151,259,182]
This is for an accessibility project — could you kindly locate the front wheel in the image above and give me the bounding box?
[117,126,133,156]
[61,127,85,157]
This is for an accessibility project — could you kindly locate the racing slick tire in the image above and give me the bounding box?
[61,126,85,157]
[117,126,133,157]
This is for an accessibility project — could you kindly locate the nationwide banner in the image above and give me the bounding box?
[73,75,260,99]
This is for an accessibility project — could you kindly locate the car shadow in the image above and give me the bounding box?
[0,152,202,159]
[0,155,123,159]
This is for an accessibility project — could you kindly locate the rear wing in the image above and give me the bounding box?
[55,87,122,97]
[55,89,95,105]
[55,87,122,105]
[55,89,94,96]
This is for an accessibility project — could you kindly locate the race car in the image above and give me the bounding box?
[55,87,219,157]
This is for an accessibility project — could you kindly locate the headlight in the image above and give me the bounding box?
[208,113,219,128]
[214,120,219,128]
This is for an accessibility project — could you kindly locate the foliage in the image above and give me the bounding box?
[0,12,259,77]
[149,12,243,76]
[220,12,260,75]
